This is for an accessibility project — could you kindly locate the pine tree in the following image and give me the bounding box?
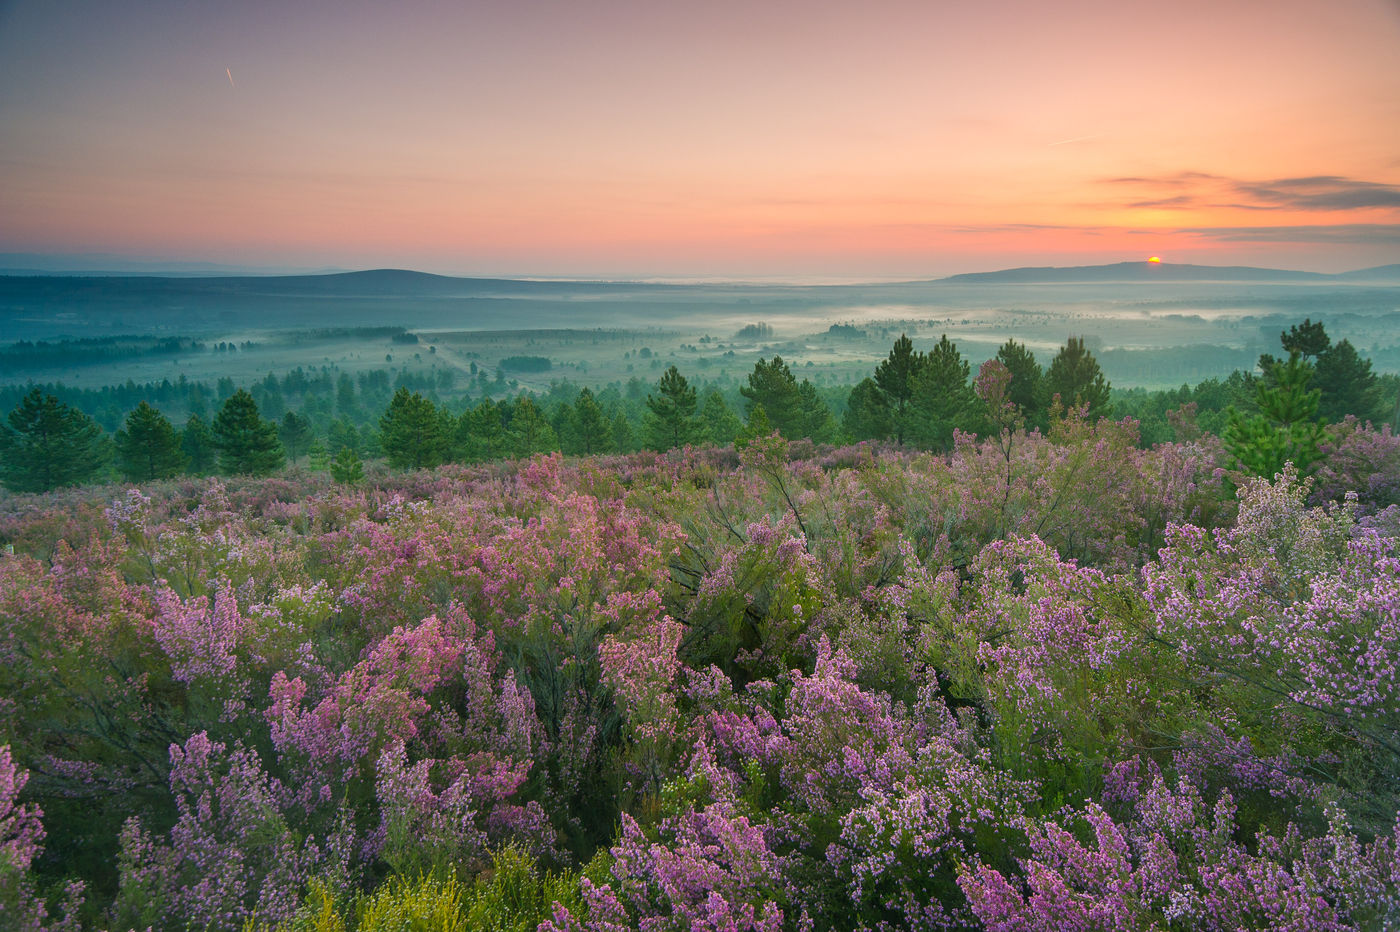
[739,357,805,439]
[995,339,1044,426]
[797,379,839,444]
[213,389,285,476]
[378,387,448,469]
[336,373,358,416]
[1315,339,1386,423]
[844,377,892,442]
[0,388,108,492]
[329,446,364,484]
[874,334,925,444]
[507,396,558,456]
[1280,318,1331,358]
[1260,320,1384,424]
[307,440,330,473]
[115,401,186,482]
[456,400,510,463]
[644,366,702,450]
[327,419,361,457]
[181,414,218,475]
[570,388,612,455]
[1044,337,1111,419]
[736,403,775,449]
[699,389,742,446]
[278,411,314,465]
[611,411,636,453]
[1224,351,1327,477]
[909,335,976,451]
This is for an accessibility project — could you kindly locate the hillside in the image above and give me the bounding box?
[936,260,1334,284]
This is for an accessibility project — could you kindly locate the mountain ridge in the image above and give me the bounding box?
[3,261,1398,291]
[934,260,1358,284]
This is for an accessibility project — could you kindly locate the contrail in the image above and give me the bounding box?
[227,68,235,88]
[1049,133,1102,146]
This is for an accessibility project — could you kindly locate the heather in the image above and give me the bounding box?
[2,419,1399,930]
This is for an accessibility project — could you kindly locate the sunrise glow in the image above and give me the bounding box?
[0,0,1397,278]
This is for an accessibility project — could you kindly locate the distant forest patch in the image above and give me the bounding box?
[499,355,552,372]
[0,335,202,370]
[734,323,773,340]
[279,326,411,343]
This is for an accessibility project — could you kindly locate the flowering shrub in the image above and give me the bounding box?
[959,774,1400,930]
[1144,465,1400,819]
[112,732,316,930]
[0,438,1395,928]
[543,806,787,932]
[1312,418,1400,518]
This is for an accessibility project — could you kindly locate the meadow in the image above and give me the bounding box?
[2,412,1399,929]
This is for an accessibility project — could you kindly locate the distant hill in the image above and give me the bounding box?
[4,261,1398,343]
[936,261,1334,284]
[0,269,715,342]
[1333,263,1400,282]
[0,268,677,304]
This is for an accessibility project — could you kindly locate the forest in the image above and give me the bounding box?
[0,321,1395,496]
[1,321,1399,929]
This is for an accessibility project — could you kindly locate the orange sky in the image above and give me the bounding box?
[1,0,1398,279]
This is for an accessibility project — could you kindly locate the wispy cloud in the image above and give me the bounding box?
[1105,171,1221,188]
[1102,172,1400,213]
[1174,223,1400,244]
[1127,195,1197,209]
[1232,176,1400,210]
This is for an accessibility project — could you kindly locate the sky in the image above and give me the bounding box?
[1,0,1398,280]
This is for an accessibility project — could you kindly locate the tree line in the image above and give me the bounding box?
[0,324,1392,493]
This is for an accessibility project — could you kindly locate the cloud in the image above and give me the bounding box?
[942,222,1104,236]
[1231,176,1400,210]
[1127,195,1198,209]
[1103,171,1222,187]
[1174,223,1400,244]
[1102,172,1400,213]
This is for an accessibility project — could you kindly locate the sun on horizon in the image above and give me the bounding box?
[1148,256,1163,263]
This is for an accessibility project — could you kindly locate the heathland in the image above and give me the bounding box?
[1,265,1399,929]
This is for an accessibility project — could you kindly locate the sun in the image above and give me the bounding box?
[1147,256,1162,263]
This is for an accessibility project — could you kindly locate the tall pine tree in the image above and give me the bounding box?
[874,334,924,444]
[1260,320,1385,424]
[1044,337,1111,419]
[909,335,976,451]
[844,377,892,442]
[115,402,186,482]
[0,388,107,492]
[1316,339,1386,423]
[507,396,558,457]
[995,339,1044,427]
[181,414,218,475]
[455,399,510,463]
[699,389,742,446]
[278,411,314,465]
[213,389,285,476]
[796,379,839,444]
[378,387,448,469]
[739,357,805,439]
[644,366,702,450]
[570,387,612,455]
[1224,351,1327,478]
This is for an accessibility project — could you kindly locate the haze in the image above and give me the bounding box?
[2,0,1399,280]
